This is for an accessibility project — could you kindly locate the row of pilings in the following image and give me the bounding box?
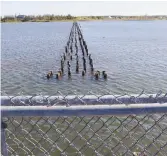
[47,22,107,80]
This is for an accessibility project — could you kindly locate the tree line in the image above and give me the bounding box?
[1,14,104,22]
[1,14,166,22]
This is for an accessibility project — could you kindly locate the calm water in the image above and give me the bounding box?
[2,21,167,155]
[1,21,167,95]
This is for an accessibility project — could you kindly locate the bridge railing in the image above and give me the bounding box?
[1,91,167,156]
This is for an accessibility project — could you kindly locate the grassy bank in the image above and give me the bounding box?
[1,15,167,23]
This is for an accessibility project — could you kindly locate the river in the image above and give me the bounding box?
[2,21,167,95]
[1,21,167,156]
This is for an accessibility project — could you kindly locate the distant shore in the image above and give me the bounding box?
[1,15,167,23]
[1,19,167,23]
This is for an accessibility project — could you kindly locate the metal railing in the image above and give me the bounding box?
[1,91,167,156]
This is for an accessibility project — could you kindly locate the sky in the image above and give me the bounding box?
[1,1,167,17]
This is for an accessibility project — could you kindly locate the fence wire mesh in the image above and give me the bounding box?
[1,91,167,156]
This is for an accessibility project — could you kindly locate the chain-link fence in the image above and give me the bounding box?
[1,91,167,156]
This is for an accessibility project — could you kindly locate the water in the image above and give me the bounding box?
[2,21,167,155]
[2,21,167,95]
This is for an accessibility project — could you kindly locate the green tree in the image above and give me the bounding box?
[67,14,72,20]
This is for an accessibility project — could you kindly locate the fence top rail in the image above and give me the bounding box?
[1,103,167,117]
[1,93,167,106]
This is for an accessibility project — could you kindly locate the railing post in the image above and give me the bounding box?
[1,121,8,156]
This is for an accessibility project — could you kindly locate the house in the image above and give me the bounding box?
[16,15,26,20]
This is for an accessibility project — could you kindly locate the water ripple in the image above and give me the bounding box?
[1,21,167,95]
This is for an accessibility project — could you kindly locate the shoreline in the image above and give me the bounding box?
[1,18,167,23]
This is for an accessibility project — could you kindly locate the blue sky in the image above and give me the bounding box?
[1,1,167,16]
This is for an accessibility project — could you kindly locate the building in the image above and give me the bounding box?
[16,15,26,20]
